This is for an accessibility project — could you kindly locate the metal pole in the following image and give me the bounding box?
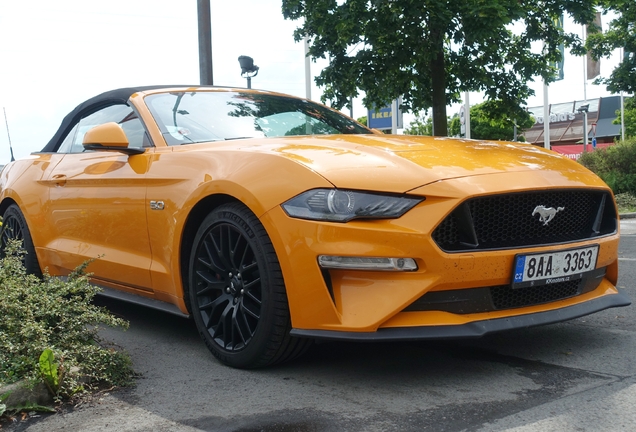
[464,92,471,139]
[247,76,251,89]
[582,25,588,153]
[197,0,213,85]
[620,48,626,142]
[583,110,588,152]
[543,81,550,150]
[391,99,398,134]
[304,37,311,100]
[621,91,625,142]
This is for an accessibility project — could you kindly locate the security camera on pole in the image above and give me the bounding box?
[238,56,259,89]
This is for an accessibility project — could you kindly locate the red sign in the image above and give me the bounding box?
[550,143,612,160]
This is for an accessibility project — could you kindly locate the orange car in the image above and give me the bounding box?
[0,86,630,368]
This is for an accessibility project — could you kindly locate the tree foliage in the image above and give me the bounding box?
[448,100,534,141]
[282,0,596,136]
[404,115,434,136]
[406,114,485,136]
[586,1,636,94]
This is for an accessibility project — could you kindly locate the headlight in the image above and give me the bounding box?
[282,189,424,222]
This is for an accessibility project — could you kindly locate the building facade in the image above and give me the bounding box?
[523,96,627,159]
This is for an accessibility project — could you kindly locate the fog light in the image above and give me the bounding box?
[318,255,417,271]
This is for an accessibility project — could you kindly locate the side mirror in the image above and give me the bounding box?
[82,122,144,155]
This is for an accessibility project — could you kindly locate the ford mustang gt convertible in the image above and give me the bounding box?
[0,86,630,368]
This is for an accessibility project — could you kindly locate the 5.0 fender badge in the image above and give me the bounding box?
[150,200,165,210]
[532,205,564,225]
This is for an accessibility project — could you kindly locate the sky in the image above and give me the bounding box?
[0,1,627,163]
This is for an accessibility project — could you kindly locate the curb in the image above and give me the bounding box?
[0,381,53,408]
[620,212,636,219]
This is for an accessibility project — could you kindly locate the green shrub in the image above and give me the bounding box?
[615,192,636,212]
[579,138,636,196]
[0,241,133,399]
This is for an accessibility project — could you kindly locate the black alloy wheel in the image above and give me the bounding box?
[188,202,310,368]
[0,204,42,276]
[194,217,263,351]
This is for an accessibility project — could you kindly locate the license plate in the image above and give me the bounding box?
[512,245,599,288]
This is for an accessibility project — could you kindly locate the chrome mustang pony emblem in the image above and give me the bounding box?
[532,205,565,226]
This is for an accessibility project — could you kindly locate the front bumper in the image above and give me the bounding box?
[262,171,625,334]
[290,289,631,341]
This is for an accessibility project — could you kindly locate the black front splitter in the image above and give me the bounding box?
[290,290,631,342]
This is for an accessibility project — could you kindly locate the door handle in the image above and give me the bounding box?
[52,174,67,187]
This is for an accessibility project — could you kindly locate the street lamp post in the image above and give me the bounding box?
[197,0,213,85]
[238,56,259,89]
[577,104,589,153]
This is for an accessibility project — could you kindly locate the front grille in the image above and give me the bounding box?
[404,267,605,314]
[432,190,617,252]
[491,280,580,309]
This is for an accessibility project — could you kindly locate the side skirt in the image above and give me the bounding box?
[96,285,190,318]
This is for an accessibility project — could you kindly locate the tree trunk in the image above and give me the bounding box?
[430,32,447,136]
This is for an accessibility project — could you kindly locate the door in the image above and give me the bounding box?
[44,104,154,291]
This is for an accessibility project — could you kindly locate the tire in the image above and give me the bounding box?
[0,204,42,277]
[188,202,311,368]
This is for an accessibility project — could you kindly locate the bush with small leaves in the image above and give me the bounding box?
[615,192,636,213]
[0,240,133,399]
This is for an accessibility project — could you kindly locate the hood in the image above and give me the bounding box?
[235,135,595,193]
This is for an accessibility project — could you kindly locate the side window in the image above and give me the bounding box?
[59,105,151,154]
[120,111,151,149]
[56,123,79,154]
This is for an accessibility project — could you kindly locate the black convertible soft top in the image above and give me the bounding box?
[41,85,206,153]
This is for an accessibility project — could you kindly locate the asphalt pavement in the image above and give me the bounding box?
[4,219,636,432]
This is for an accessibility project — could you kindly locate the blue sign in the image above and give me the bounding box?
[592,137,597,148]
[367,101,403,130]
[368,105,393,129]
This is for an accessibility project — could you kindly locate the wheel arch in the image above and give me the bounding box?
[179,193,241,313]
[0,197,18,218]
[173,159,332,314]
[0,199,43,276]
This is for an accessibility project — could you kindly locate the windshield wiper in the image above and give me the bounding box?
[223,136,261,141]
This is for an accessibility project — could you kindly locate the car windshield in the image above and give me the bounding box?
[145,90,371,145]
